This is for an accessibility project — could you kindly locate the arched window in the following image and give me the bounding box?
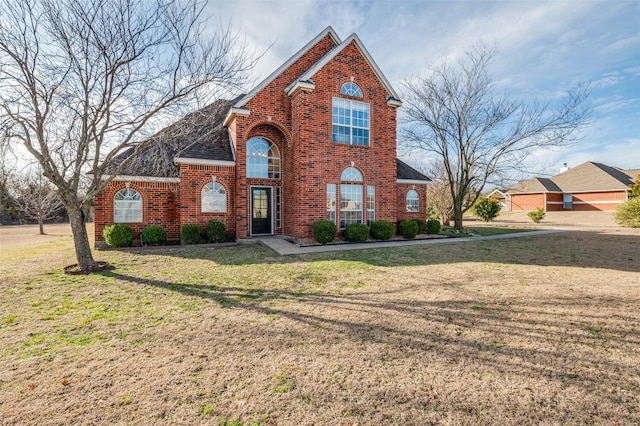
[340,167,363,229]
[201,182,226,213]
[340,167,363,181]
[246,137,280,178]
[406,189,420,212]
[340,82,363,98]
[114,188,142,223]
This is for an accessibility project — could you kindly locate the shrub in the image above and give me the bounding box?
[181,224,202,245]
[426,219,442,234]
[141,225,166,246]
[370,220,394,240]
[312,220,337,244]
[343,223,369,242]
[472,196,501,222]
[614,198,640,228]
[527,207,546,223]
[103,224,134,247]
[398,220,419,239]
[206,220,226,243]
[412,218,426,234]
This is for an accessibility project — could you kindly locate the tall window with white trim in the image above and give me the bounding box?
[327,183,336,223]
[367,185,375,225]
[201,182,226,212]
[332,86,370,146]
[247,137,281,178]
[114,188,142,223]
[406,189,420,212]
[339,167,363,229]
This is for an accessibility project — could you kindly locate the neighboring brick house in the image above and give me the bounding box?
[94,26,431,245]
[505,161,639,212]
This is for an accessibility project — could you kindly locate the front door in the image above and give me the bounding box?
[251,187,272,235]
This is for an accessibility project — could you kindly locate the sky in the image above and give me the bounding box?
[205,0,640,178]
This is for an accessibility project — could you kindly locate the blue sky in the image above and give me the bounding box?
[207,0,640,176]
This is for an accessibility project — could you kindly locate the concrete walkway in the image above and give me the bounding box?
[256,230,561,255]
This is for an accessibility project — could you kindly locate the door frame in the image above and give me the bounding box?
[250,185,274,236]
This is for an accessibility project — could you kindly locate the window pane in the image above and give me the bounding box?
[247,137,280,178]
[327,183,336,223]
[114,189,142,223]
[406,189,420,212]
[367,185,375,225]
[340,167,363,181]
[332,98,369,146]
[340,82,363,97]
[202,182,226,213]
[340,184,363,229]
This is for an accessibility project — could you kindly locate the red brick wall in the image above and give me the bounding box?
[397,184,428,222]
[94,180,180,245]
[509,193,546,212]
[178,164,236,237]
[568,191,627,211]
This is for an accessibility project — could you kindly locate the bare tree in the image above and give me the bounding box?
[0,0,255,272]
[402,45,590,231]
[12,168,65,234]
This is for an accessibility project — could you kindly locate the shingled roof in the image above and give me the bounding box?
[507,161,638,194]
[396,159,431,182]
[103,96,242,178]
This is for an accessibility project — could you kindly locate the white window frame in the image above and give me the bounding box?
[367,185,375,225]
[332,97,370,146]
[114,188,142,223]
[340,184,363,229]
[563,193,573,209]
[246,137,281,179]
[327,183,336,223]
[201,182,227,213]
[406,189,420,212]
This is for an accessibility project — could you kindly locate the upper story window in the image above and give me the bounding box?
[340,82,363,98]
[406,189,420,212]
[114,188,142,223]
[202,182,226,213]
[247,137,280,179]
[340,167,363,182]
[332,98,370,147]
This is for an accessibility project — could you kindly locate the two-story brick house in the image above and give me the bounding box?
[94,26,430,245]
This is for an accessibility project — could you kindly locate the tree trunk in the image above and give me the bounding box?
[453,209,464,232]
[68,208,98,273]
[38,216,45,235]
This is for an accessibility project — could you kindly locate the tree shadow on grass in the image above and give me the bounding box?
[106,268,640,398]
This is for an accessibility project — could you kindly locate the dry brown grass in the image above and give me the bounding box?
[1,224,639,425]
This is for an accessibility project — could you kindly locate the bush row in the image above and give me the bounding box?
[312,218,442,244]
[103,220,227,248]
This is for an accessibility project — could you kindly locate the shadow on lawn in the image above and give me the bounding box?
[130,230,640,273]
[107,269,640,400]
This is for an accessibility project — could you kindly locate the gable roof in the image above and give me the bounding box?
[507,161,637,194]
[396,159,431,183]
[233,26,341,109]
[286,32,401,102]
[103,96,241,178]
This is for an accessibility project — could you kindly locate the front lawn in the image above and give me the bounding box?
[1,227,639,425]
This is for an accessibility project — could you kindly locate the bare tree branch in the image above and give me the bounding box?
[401,44,591,231]
[0,0,256,272]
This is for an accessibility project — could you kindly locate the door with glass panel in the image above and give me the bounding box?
[251,187,272,235]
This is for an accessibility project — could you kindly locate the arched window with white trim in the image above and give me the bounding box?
[246,137,280,178]
[406,189,420,212]
[340,167,364,229]
[202,182,227,212]
[114,188,142,223]
[340,82,363,98]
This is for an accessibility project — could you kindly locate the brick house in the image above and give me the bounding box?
[94,26,431,245]
[505,161,639,212]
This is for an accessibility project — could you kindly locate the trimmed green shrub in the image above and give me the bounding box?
[472,196,501,222]
[413,218,426,234]
[614,198,640,228]
[527,207,546,223]
[206,220,226,243]
[312,220,337,244]
[343,223,369,242]
[103,224,134,247]
[141,225,166,246]
[398,220,419,239]
[426,219,442,234]
[181,224,202,245]
[370,220,394,240]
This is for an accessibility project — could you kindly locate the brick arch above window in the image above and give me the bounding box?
[245,120,292,146]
